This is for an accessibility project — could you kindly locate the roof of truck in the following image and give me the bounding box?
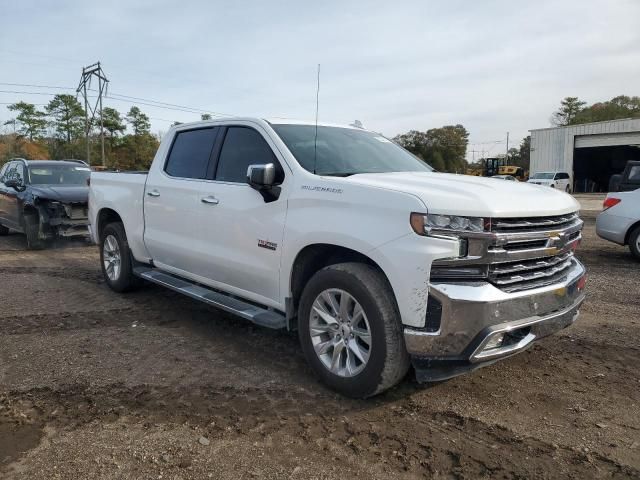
[171,117,363,131]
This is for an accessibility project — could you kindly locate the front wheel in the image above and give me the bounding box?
[23,213,46,250]
[298,263,409,398]
[100,222,142,292]
[629,226,640,261]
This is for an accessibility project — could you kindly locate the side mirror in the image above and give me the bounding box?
[4,179,21,190]
[247,163,276,190]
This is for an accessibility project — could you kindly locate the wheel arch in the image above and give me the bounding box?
[96,208,123,240]
[624,220,640,246]
[288,243,397,328]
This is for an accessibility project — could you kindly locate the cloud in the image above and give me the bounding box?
[1,0,639,157]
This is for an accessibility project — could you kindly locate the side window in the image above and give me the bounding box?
[215,127,281,183]
[164,128,218,179]
[14,163,25,185]
[4,162,17,182]
[628,166,640,181]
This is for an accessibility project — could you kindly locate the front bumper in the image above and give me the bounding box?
[404,258,586,382]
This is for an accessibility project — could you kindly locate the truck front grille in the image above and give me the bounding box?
[430,211,583,293]
[486,212,582,292]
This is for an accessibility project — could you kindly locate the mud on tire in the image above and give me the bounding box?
[298,262,410,398]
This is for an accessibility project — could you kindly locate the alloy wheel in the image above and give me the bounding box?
[309,288,372,377]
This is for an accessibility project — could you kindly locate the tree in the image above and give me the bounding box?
[551,97,586,126]
[121,106,157,169]
[518,135,531,169]
[101,107,126,145]
[201,113,212,120]
[570,95,640,125]
[5,102,47,140]
[46,94,85,143]
[126,106,151,136]
[393,124,469,173]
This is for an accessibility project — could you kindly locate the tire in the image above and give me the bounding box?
[0,223,9,236]
[23,213,46,250]
[565,185,571,193]
[629,226,640,261]
[298,262,410,398]
[100,222,142,292]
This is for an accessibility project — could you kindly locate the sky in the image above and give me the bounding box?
[1,0,639,160]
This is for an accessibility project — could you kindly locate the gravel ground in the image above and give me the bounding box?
[0,199,639,479]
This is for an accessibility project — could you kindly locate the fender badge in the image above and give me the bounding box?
[258,239,277,251]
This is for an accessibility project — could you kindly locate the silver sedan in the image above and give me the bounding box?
[596,188,640,259]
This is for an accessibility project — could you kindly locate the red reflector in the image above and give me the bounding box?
[577,274,587,291]
[603,197,621,210]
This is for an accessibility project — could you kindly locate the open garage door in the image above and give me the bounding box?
[573,143,640,192]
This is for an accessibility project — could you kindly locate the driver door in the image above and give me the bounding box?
[0,162,22,229]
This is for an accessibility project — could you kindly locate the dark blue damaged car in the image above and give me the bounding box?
[0,158,91,249]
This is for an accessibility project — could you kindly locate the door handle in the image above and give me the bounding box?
[201,196,219,205]
[147,190,160,197]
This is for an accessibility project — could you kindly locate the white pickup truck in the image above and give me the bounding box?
[89,118,587,397]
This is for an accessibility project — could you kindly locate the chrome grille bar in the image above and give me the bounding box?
[491,212,579,232]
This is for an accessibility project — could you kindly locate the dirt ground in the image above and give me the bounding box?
[1,195,638,479]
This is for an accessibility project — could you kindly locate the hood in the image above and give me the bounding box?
[30,185,89,204]
[346,172,579,217]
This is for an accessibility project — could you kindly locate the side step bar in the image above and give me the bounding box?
[133,267,286,330]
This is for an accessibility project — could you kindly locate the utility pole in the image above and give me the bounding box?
[505,131,510,162]
[77,62,109,166]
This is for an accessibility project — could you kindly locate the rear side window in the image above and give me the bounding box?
[628,165,640,181]
[215,127,278,183]
[165,128,218,179]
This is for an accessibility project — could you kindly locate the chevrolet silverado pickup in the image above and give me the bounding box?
[89,118,587,397]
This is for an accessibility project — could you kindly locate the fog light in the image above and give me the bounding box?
[484,333,505,350]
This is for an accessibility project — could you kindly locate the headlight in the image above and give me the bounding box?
[410,213,485,236]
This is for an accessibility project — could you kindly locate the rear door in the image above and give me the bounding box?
[143,126,220,274]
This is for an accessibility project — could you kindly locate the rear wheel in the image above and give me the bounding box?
[565,185,571,193]
[100,222,141,292]
[298,262,409,398]
[629,226,640,261]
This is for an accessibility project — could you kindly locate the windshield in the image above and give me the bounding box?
[272,124,433,176]
[530,172,554,180]
[28,165,91,185]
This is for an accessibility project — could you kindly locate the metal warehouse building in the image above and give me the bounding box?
[530,118,640,192]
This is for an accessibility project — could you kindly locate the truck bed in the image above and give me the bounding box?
[88,171,148,256]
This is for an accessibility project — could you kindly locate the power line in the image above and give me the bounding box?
[0,89,65,96]
[0,82,72,90]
